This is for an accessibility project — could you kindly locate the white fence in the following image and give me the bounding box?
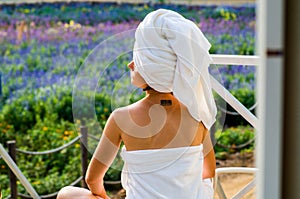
[210,54,259,129]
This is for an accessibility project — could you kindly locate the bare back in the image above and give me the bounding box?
[113,92,207,151]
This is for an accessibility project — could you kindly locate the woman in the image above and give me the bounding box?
[57,9,217,199]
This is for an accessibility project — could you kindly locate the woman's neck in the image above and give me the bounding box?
[144,89,176,106]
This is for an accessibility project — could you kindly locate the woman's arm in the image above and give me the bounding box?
[85,112,122,198]
[202,128,216,179]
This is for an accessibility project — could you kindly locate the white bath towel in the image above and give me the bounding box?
[121,145,213,198]
[133,9,217,129]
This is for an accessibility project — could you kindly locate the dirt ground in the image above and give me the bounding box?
[214,173,255,199]
[214,152,256,199]
[109,152,256,199]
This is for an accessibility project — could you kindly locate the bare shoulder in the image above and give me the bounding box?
[111,100,144,117]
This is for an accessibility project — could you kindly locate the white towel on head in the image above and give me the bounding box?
[133,9,217,129]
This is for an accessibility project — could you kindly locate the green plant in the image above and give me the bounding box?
[214,87,255,127]
[214,125,255,155]
[211,7,237,21]
[227,88,256,126]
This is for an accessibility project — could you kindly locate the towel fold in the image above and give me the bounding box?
[121,145,203,173]
[120,145,212,198]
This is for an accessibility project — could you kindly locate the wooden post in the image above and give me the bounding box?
[7,140,17,199]
[80,126,88,188]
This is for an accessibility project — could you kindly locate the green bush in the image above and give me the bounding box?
[0,117,82,196]
[214,125,255,156]
[226,88,255,126]
[214,87,256,127]
[0,84,123,195]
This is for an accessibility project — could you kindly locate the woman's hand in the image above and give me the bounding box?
[87,180,109,199]
[94,195,111,199]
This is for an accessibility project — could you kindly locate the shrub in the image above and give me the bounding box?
[214,125,255,156]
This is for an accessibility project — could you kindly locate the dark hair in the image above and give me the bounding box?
[143,86,153,91]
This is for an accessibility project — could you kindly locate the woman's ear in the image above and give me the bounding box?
[127,61,135,71]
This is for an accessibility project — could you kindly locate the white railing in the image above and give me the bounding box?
[210,54,259,129]
[210,54,258,199]
[0,144,40,199]
[214,167,258,199]
[211,54,259,66]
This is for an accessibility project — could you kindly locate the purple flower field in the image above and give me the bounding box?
[0,4,256,100]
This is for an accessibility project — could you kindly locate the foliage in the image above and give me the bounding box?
[214,125,255,158]
[0,117,82,195]
[214,87,256,127]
